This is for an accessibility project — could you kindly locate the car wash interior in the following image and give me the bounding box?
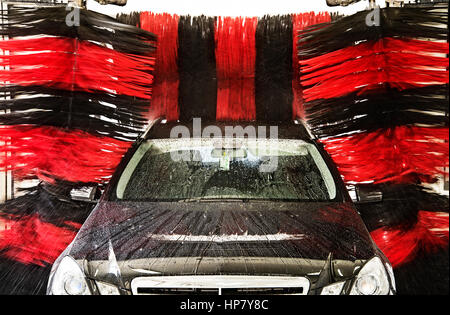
[0,0,448,296]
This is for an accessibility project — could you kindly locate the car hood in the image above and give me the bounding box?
[67,201,377,282]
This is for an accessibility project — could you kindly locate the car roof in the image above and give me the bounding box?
[144,120,315,141]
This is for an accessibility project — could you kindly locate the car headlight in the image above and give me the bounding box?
[48,256,91,295]
[321,281,346,295]
[350,257,391,295]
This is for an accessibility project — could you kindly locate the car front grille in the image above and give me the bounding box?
[131,275,310,295]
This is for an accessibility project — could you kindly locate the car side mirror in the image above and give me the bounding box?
[70,186,99,203]
[355,185,383,204]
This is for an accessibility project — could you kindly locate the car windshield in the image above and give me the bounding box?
[115,138,337,202]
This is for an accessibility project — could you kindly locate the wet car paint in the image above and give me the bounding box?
[65,200,378,288]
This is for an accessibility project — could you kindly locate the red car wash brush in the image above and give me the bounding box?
[371,211,449,268]
[298,7,448,136]
[291,12,330,119]
[140,12,180,121]
[0,37,155,99]
[321,126,449,184]
[0,6,156,276]
[0,125,131,184]
[215,16,258,121]
[300,38,449,103]
[296,6,449,294]
[0,215,80,266]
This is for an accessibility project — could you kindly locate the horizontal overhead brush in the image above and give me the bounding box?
[116,11,332,122]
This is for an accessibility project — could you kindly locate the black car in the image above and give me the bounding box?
[47,120,396,295]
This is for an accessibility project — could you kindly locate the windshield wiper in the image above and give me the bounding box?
[177,197,249,203]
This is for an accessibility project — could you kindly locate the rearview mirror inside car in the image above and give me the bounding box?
[211,148,248,159]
